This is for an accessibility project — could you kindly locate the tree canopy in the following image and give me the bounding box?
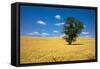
[63,16,84,45]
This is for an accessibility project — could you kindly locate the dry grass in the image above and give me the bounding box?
[20,36,96,64]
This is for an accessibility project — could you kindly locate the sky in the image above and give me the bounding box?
[20,5,96,37]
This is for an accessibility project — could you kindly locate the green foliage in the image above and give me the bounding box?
[63,16,84,45]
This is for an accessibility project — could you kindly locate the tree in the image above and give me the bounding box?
[63,16,84,45]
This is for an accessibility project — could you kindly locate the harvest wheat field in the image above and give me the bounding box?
[20,36,96,64]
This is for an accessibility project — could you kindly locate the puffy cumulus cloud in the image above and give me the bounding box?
[27,31,39,35]
[33,32,39,34]
[27,32,49,37]
[37,20,46,25]
[85,35,89,37]
[82,32,89,35]
[54,22,64,26]
[55,15,61,20]
[27,33,33,35]
[60,34,65,37]
[41,33,49,36]
[53,30,59,33]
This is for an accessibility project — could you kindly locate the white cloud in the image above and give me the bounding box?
[55,15,61,19]
[53,30,59,33]
[41,33,49,36]
[27,31,39,35]
[37,20,46,25]
[27,33,33,35]
[33,32,39,34]
[82,32,89,35]
[28,32,49,37]
[54,22,64,26]
[85,35,89,37]
[60,34,65,37]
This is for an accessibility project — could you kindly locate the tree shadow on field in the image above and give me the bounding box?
[64,44,83,45]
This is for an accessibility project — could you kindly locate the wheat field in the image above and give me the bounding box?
[20,36,96,64]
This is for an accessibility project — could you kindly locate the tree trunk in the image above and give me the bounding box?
[68,41,72,45]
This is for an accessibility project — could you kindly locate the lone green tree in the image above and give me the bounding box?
[63,16,84,45]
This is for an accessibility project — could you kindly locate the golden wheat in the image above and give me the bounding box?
[20,36,95,64]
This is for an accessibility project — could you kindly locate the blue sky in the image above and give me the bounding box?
[20,5,96,37]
